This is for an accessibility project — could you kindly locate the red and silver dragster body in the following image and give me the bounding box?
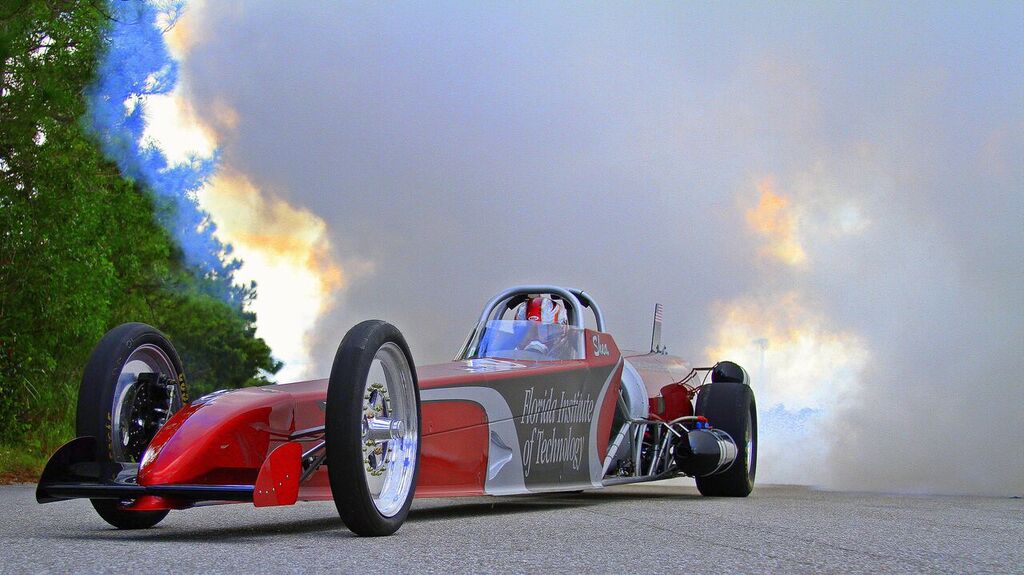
[38,285,756,535]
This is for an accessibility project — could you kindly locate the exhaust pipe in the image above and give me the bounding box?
[673,428,738,477]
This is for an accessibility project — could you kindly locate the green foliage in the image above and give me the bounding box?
[0,1,280,478]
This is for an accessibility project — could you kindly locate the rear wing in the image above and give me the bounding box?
[650,303,665,353]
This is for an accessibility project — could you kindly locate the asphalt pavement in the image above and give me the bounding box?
[1,481,1020,574]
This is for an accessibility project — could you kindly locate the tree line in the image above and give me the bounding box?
[0,1,279,475]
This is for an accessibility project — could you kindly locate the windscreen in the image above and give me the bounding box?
[459,320,585,361]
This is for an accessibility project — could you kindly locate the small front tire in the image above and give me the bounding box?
[76,323,187,529]
[325,320,421,536]
[91,500,168,530]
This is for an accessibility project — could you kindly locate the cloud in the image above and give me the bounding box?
[196,171,345,379]
[709,177,869,485]
[706,291,868,412]
[140,2,348,380]
[744,178,807,266]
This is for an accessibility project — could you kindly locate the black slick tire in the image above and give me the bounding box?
[694,382,757,497]
[76,323,186,529]
[325,320,420,536]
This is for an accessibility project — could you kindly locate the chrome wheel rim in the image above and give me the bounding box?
[746,407,756,477]
[361,342,418,517]
[111,344,181,463]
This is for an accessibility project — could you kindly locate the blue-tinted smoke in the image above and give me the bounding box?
[86,0,247,306]
[761,404,821,433]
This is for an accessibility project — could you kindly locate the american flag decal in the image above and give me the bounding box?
[651,303,664,352]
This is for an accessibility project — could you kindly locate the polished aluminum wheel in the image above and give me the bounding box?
[111,344,182,463]
[360,342,418,517]
[745,406,756,478]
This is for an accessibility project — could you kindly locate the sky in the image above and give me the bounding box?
[141,2,1023,495]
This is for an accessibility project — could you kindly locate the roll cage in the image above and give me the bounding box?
[456,285,607,361]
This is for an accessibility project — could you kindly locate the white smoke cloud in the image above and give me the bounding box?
[174,3,1023,494]
[142,4,348,381]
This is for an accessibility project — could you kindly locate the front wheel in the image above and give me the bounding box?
[694,381,757,497]
[76,322,188,529]
[325,320,421,536]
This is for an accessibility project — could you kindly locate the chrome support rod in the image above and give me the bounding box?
[633,422,646,477]
[302,441,325,461]
[299,440,327,483]
[290,425,325,440]
[300,452,326,483]
[647,425,663,476]
[602,422,632,476]
[602,467,678,487]
[656,431,674,474]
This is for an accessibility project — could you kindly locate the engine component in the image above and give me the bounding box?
[673,428,738,477]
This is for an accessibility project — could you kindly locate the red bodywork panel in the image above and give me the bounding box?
[253,442,301,507]
[417,401,488,496]
[135,330,641,506]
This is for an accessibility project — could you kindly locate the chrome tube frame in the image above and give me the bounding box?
[459,285,609,361]
[602,414,695,485]
[299,441,326,483]
[476,285,587,329]
[566,288,606,332]
[601,422,632,476]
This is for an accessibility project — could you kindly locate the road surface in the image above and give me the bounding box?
[1,481,1020,574]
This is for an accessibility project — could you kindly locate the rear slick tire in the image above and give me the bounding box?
[326,320,421,536]
[694,382,757,497]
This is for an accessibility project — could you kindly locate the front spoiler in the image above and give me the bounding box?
[39,482,254,503]
[36,436,298,507]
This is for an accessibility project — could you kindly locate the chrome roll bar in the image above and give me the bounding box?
[567,288,606,332]
[475,285,607,332]
[476,285,587,330]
